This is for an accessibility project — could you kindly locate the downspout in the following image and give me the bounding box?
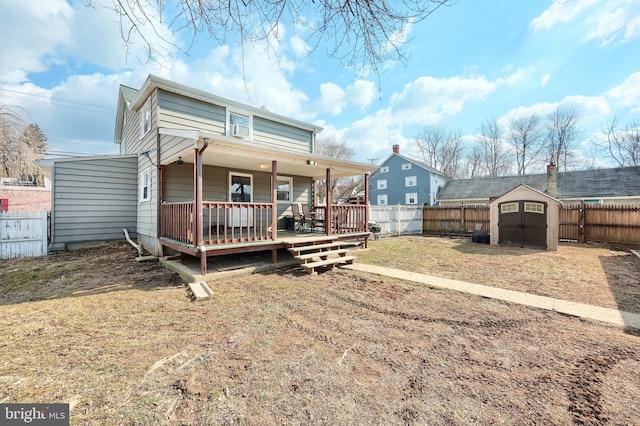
[364,173,369,248]
[196,138,209,276]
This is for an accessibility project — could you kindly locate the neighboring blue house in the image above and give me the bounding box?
[369,145,447,206]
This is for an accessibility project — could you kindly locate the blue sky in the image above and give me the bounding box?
[1,0,639,172]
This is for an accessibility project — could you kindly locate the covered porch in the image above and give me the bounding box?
[155,128,375,275]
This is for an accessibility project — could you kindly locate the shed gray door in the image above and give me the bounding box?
[498,200,547,249]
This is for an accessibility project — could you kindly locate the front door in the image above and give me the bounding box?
[229,172,253,226]
[498,200,547,249]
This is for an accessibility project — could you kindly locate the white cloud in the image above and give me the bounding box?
[0,0,73,83]
[606,72,640,112]
[541,73,551,87]
[389,74,504,124]
[312,80,377,116]
[530,0,598,31]
[584,0,640,45]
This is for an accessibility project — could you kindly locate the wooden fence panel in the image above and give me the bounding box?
[584,204,640,244]
[423,206,489,234]
[422,203,640,244]
[0,209,48,259]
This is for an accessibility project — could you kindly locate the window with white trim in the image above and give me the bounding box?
[139,97,151,138]
[377,179,387,190]
[377,194,388,205]
[227,111,252,139]
[524,202,544,214]
[501,202,519,214]
[139,168,151,202]
[405,192,418,205]
[402,163,412,170]
[380,166,389,173]
[276,176,293,202]
[405,176,417,187]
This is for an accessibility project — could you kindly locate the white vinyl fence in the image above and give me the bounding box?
[369,205,423,236]
[0,209,48,259]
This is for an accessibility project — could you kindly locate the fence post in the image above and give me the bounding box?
[578,202,585,243]
[41,208,48,252]
[461,203,465,233]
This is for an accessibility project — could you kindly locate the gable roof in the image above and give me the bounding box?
[374,152,446,177]
[131,74,323,133]
[439,166,640,201]
[489,184,562,205]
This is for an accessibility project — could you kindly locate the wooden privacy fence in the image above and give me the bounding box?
[0,209,49,259]
[559,204,640,244]
[423,205,490,234]
[423,204,640,244]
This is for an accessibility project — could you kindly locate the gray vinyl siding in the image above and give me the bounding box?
[158,134,193,166]
[163,163,312,229]
[52,156,137,245]
[253,117,312,152]
[157,91,226,134]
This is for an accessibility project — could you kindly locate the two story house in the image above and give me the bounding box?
[41,75,376,275]
[369,145,446,206]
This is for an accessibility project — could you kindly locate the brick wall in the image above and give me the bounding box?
[0,187,51,212]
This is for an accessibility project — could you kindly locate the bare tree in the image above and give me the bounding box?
[601,116,640,167]
[463,144,485,178]
[412,125,464,178]
[314,135,356,203]
[476,118,512,177]
[88,0,453,76]
[0,105,48,182]
[545,107,581,171]
[508,113,544,175]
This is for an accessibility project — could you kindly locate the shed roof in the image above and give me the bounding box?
[439,166,640,201]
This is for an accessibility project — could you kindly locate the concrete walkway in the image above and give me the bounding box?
[342,263,640,330]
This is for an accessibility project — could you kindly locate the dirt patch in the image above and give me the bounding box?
[1,240,639,425]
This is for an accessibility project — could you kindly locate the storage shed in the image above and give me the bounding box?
[489,185,562,251]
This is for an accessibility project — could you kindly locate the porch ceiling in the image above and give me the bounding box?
[160,128,376,179]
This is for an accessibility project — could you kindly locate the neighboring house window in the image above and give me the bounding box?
[405,176,417,187]
[405,193,418,205]
[139,97,151,138]
[276,177,293,202]
[524,202,545,214]
[501,202,519,214]
[380,166,389,173]
[227,111,252,139]
[583,199,601,205]
[402,163,412,170]
[377,179,387,190]
[139,168,151,202]
[377,194,388,205]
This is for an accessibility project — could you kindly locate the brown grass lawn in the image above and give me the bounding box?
[1,238,639,425]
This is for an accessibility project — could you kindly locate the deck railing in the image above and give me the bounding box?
[314,204,368,234]
[161,201,275,246]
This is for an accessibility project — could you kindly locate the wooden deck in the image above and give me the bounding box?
[160,230,371,276]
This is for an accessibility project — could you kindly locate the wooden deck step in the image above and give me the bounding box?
[295,248,353,261]
[301,255,357,275]
[288,241,361,254]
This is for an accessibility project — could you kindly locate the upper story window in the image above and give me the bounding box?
[402,163,412,170]
[405,176,417,187]
[377,179,387,190]
[380,166,389,173]
[377,194,388,205]
[227,111,252,139]
[139,97,151,138]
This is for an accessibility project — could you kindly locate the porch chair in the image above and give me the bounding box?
[301,203,324,232]
[290,203,306,231]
